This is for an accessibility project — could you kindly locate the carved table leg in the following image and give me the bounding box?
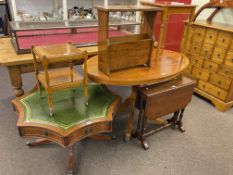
[141,111,149,150]
[7,66,24,97]
[132,99,144,139]
[67,146,75,175]
[177,108,185,132]
[26,138,51,147]
[125,86,139,141]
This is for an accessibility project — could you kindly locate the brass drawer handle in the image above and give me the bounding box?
[85,127,93,135]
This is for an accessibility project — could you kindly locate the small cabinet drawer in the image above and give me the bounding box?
[193,27,205,43]
[218,66,233,79]
[203,60,219,72]
[191,56,204,67]
[225,51,233,69]
[190,43,201,55]
[201,43,214,59]
[197,80,228,101]
[204,29,218,44]
[68,122,111,144]
[20,127,62,143]
[191,67,209,81]
[209,73,232,90]
[230,40,233,51]
[211,47,227,64]
[216,32,232,48]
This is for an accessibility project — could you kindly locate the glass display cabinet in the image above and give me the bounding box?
[7,0,140,53]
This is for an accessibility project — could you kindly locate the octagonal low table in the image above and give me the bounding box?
[12,83,121,175]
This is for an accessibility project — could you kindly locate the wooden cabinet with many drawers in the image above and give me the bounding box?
[182,22,233,112]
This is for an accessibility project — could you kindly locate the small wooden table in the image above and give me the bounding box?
[86,49,189,140]
[0,37,98,97]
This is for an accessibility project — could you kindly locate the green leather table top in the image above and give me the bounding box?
[19,84,117,130]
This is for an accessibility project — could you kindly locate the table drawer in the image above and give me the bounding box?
[193,27,205,43]
[191,66,209,81]
[203,60,219,72]
[201,43,214,59]
[216,31,232,48]
[209,73,232,90]
[225,51,233,69]
[68,122,111,144]
[211,47,227,64]
[204,28,218,44]
[191,56,204,67]
[197,80,228,101]
[19,127,62,143]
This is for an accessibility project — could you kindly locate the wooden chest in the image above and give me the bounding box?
[182,22,233,112]
[98,34,154,75]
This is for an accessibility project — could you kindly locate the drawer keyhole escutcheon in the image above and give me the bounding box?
[42,131,48,136]
[85,127,93,135]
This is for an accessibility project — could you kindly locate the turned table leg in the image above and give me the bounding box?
[125,86,139,141]
[7,66,24,97]
[67,146,75,175]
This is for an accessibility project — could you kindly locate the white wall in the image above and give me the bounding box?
[192,0,233,25]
